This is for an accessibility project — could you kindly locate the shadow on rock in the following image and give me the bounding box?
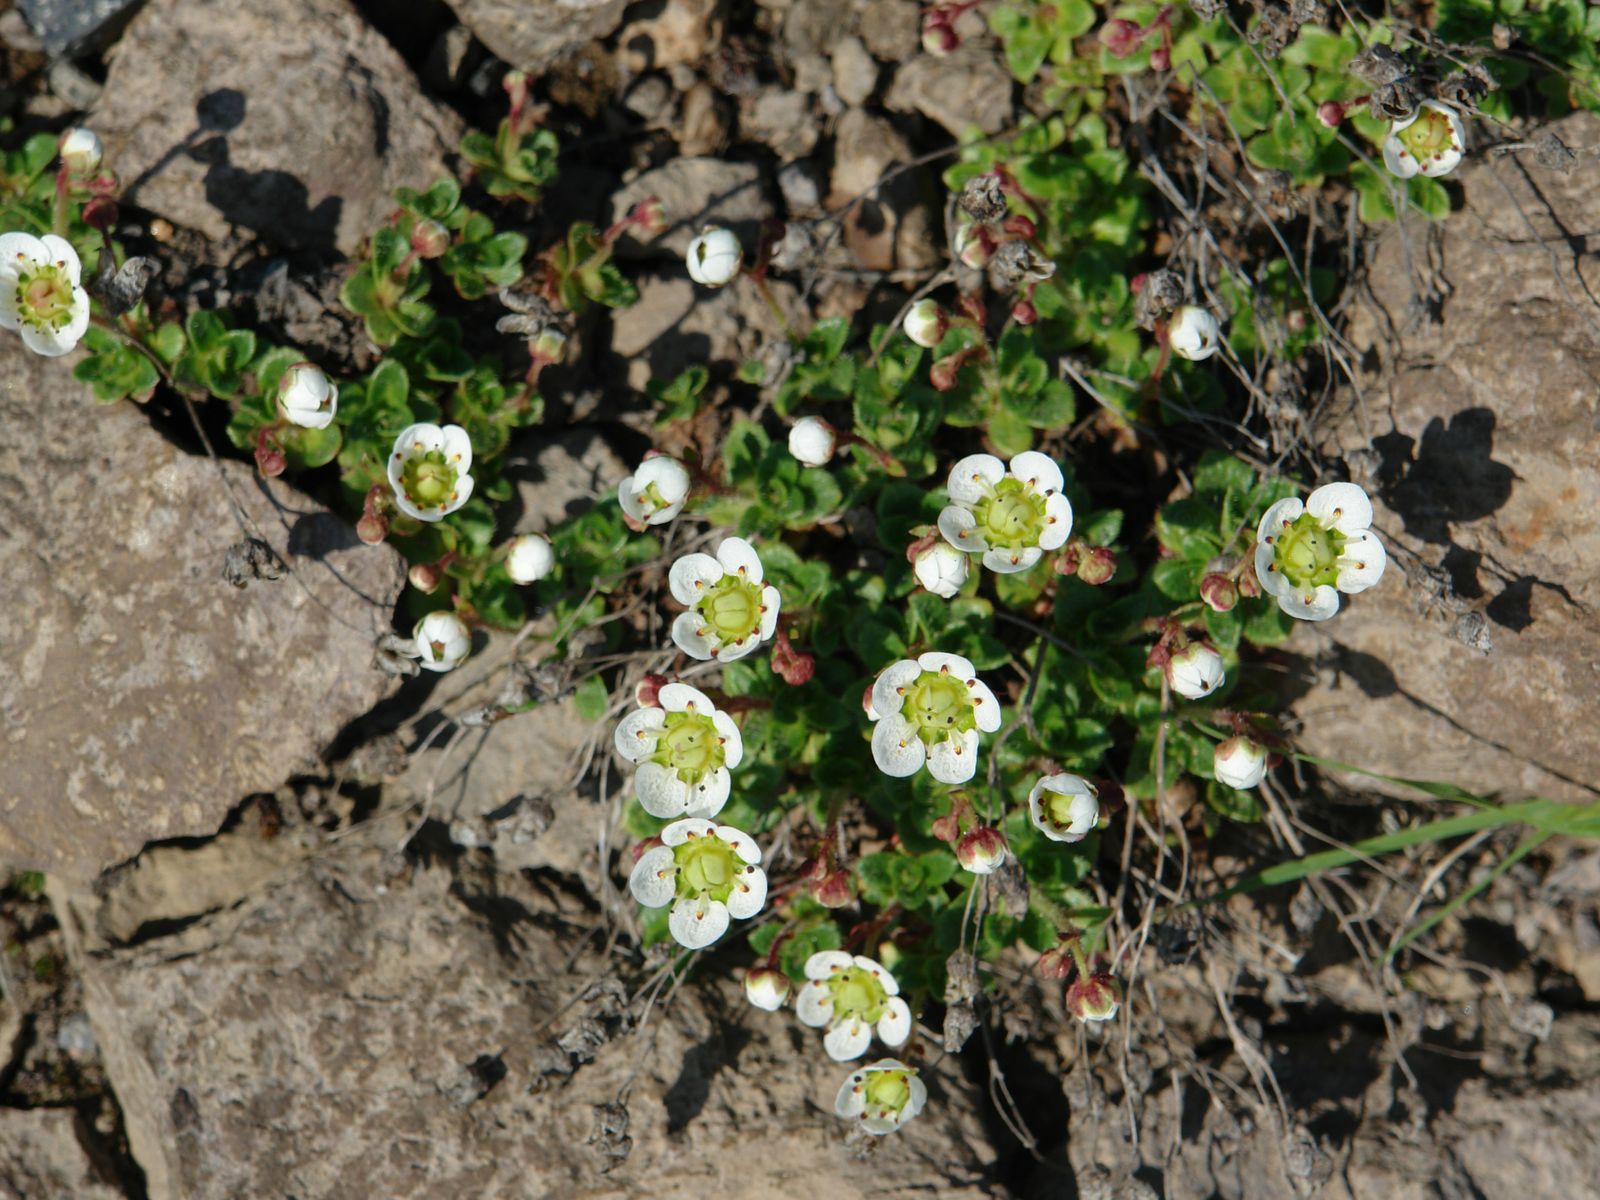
[1374,407,1515,545]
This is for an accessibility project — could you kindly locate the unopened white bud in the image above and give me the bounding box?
[412,611,471,673]
[278,364,338,429]
[60,127,103,176]
[913,541,969,598]
[903,298,946,349]
[1166,641,1225,700]
[1169,305,1221,362]
[787,416,837,467]
[504,533,555,584]
[685,227,743,287]
[1213,736,1268,789]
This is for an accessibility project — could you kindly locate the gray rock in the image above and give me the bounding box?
[1294,110,1600,803]
[0,342,404,880]
[0,1107,126,1200]
[16,0,144,57]
[53,829,1004,1200]
[831,34,878,107]
[857,0,919,60]
[608,156,773,263]
[741,88,819,161]
[442,0,627,72]
[90,0,462,256]
[886,46,1015,136]
[505,427,628,531]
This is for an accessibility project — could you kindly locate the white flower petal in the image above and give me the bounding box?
[628,846,678,908]
[618,482,646,522]
[1008,451,1064,496]
[38,235,80,286]
[967,679,1002,733]
[395,422,445,455]
[683,767,730,819]
[0,275,21,330]
[716,825,763,864]
[917,650,975,678]
[670,611,717,660]
[805,950,855,980]
[854,956,898,994]
[926,729,979,785]
[669,895,729,949]
[1336,530,1387,593]
[440,472,474,517]
[668,552,724,606]
[758,585,781,640]
[19,321,75,357]
[1382,134,1421,180]
[713,635,758,663]
[613,708,666,762]
[437,424,472,474]
[946,453,1006,505]
[938,505,987,553]
[661,818,716,847]
[905,1073,928,1120]
[0,232,45,267]
[871,713,927,778]
[983,545,1041,574]
[390,491,435,522]
[635,762,693,818]
[1038,492,1074,550]
[796,980,834,1025]
[1256,497,1304,543]
[825,1019,874,1061]
[715,536,765,584]
[634,455,691,502]
[871,659,921,723]
[1254,539,1289,597]
[723,866,767,918]
[1278,584,1341,622]
[658,682,713,714]
[878,997,912,1047]
[710,710,743,769]
[1305,482,1373,535]
[835,1071,868,1118]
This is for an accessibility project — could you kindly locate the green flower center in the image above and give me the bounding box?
[401,450,459,509]
[695,575,765,644]
[1045,791,1081,829]
[638,480,674,516]
[649,710,725,784]
[899,669,977,747]
[673,834,742,903]
[828,966,889,1023]
[15,264,75,329]
[973,477,1045,549]
[1398,109,1453,161]
[864,1069,913,1113]
[1273,513,1345,590]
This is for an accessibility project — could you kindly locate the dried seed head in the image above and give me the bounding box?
[957,172,1007,223]
[1134,267,1185,331]
[986,239,1056,293]
[1369,79,1421,123]
[1349,44,1410,87]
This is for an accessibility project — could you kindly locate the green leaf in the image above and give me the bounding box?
[573,674,609,722]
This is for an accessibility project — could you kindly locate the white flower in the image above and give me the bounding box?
[504,533,554,584]
[668,536,781,663]
[278,363,338,429]
[685,226,743,287]
[1253,482,1386,621]
[913,541,970,599]
[1169,305,1221,361]
[796,952,914,1061]
[1382,100,1466,180]
[618,455,691,528]
[1166,642,1224,700]
[1028,774,1100,843]
[60,127,103,176]
[744,965,791,1012]
[788,416,836,467]
[1213,736,1268,790]
[834,1058,927,1135]
[614,682,744,819]
[0,232,90,357]
[628,818,767,949]
[412,611,471,672]
[903,298,946,348]
[938,451,1073,574]
[866,651,1001,785]
[386,423,474,523]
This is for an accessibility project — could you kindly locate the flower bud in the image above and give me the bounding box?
[635,673,669,708]
[744,965,791,1011]
[861,682,878,717]
[1199,571,1239,612]
[1077,546,1117,586]
[408,562,443,593]
[1099,18,1143,58]
[355,513,389,544]
[771,632,816,686]
[278,363,338,430]
[1065,970,1121,1022]
[1036,944,1076,980]
[929,356,962,392]
[902,298,946,349]
[1011,298,1037,326]
[631,196,668,236]
[1169,305,1221,362]
[83,196,119,232]
[504,532,555,584]
[1213,735,1269,790]
[410,218,451,259]
[812,868,854,909]
[954,218,992,269]
[955,826,1008,875]
[921,21,958,57]
[60,127,104,176]
[254,436,286,478]
[685,226,743,287]
[1150,44,1171,71]
[1166,641,1225,700]
[787,416,837,467]
[913,541,970,599]
[1317,100,1347,129]
[413,611,471,673]
[930,811,962,843]
[1238,568,1263,599]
